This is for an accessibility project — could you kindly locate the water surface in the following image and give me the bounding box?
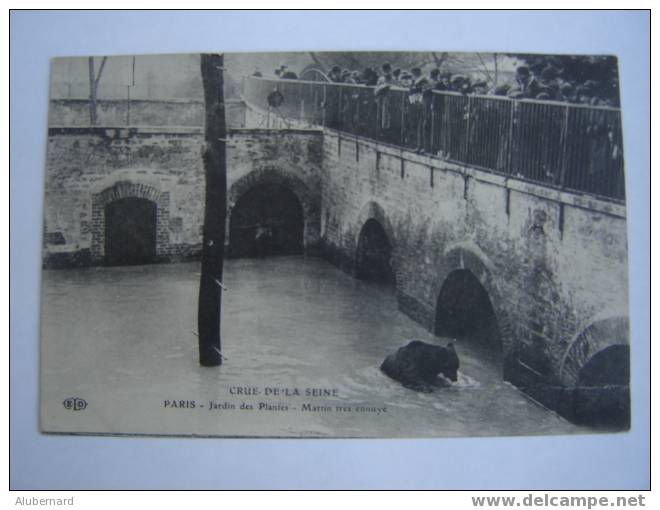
[41,256,584,438]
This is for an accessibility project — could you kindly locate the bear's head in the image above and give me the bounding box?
[436,342,459,382]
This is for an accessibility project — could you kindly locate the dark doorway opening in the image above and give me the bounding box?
[573,344,630,429]
[105,197,157,266]
[355,219,395,285]
[435,269,502,365]
[229,184,304,258]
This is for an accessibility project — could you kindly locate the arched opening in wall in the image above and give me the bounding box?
[355,219,395,285]
[105,197,157,266]
[573,344,630,429]
[229,184,304,258]
[434,269,502,369]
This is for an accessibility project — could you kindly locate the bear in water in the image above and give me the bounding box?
[380,340,459,393]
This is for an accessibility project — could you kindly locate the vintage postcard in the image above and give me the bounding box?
[40,51,629,438]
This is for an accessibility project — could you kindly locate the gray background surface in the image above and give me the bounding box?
[10,10,650,489]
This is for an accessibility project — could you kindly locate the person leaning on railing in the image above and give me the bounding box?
[362,67,379,86]
[341,69,354,83]
[436,72,452,92]
[408,67,430,152]
[329,65,344,83]
[421,69,442,152]
[243,70,623,200]
[508,66,542,99]
[374,63,395,137]
[399,71,413,89]
[392,68,402,86]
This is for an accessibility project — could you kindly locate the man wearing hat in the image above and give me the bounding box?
[450,74,473,94]
[375,63,395,138]
[511,66,541,99]
[279,65,298,80]
[408,67,430,152]
[362,67,379,86]
[329,65,344,83]
[399,71,413,89]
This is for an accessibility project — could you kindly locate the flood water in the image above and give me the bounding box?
[40,256,585,438]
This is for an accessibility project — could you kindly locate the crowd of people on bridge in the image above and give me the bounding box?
[249,61,623,200]
[259,61,615,107]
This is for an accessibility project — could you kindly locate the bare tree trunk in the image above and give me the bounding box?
[198,53,227,367]
[88,56,108,126]
[88,57,97,125]
[493,53,499,87]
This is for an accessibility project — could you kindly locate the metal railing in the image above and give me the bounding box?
[243,77,625,202]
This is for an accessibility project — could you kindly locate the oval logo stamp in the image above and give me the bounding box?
[62,397,87,411]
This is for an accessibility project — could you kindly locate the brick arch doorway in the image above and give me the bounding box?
[105,197,157,266]
[91,181,170,265]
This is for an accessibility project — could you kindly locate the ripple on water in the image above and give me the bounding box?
[41,257,584,437]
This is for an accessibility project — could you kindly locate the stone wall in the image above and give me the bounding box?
[44,100,630,422]
[226,129,324,252]
[43,126,323,267]
[242,104,631,418]
[43,127,205,266]
[48,98,246,128]
[319,130,629,418]
[48,99,205,128]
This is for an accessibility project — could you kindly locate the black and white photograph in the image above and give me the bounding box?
[39,50,630,439]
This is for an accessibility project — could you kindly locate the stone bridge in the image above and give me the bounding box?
[43,99,629,427]
[226,121,629,428]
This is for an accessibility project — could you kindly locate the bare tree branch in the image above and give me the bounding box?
[476,52,494,84]
[431,52,449,69]
[308,52,327,73]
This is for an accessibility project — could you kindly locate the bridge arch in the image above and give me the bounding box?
[353,201,397,284]
[228,167,319,256]
[559,314,629,387]
[354,201,395,242]
[91,176,170,264]
[431,243,514,373]
[558,314,630,428]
